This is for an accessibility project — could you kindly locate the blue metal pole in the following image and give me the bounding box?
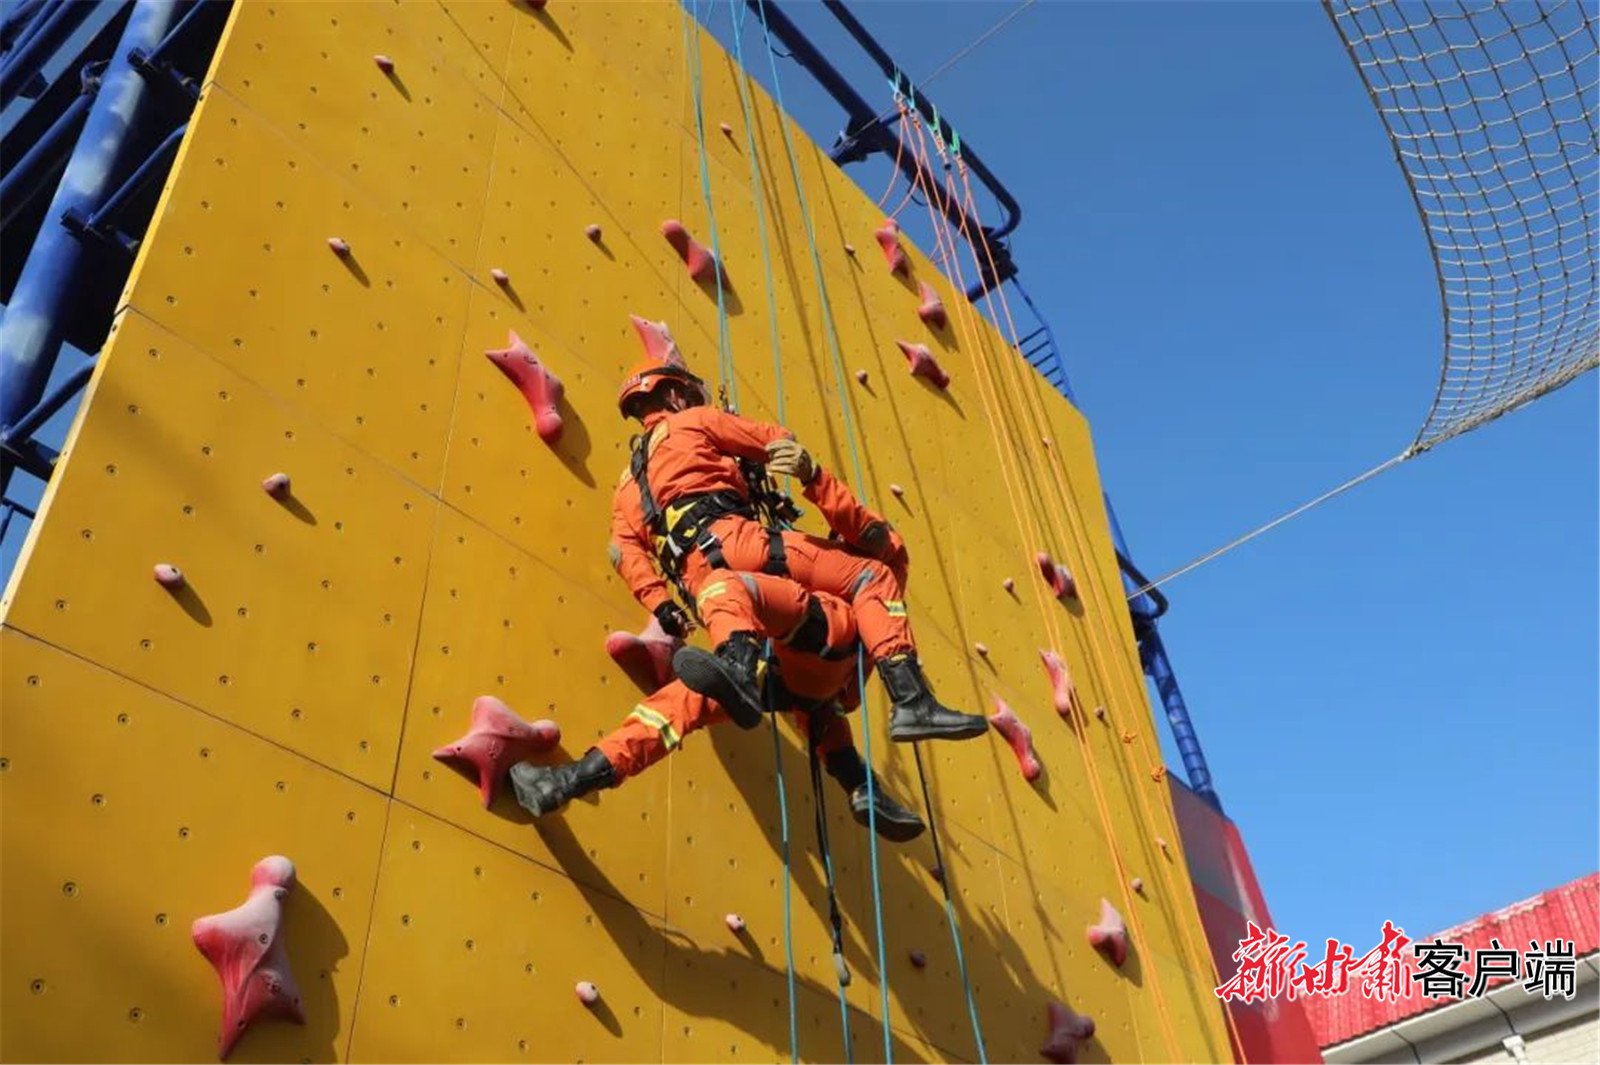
[0,0,96,106]
[0,81,96,229]
[0,0,179,433]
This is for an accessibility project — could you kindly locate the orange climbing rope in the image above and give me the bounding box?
[944,145,1251,1063]
[899,111,1190,1060]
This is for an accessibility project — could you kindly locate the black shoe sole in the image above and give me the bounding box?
[888,718,990,743]
[673,647,764,729]
[852,802,926,842]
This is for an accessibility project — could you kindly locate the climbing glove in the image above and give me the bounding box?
[653,601,693,639]
[765,438,817,485]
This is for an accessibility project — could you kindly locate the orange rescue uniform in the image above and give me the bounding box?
[596,572,861,780]
[609,406,914,659]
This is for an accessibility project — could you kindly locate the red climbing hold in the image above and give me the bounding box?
[1041,1000,1095,1065]
[485,330,565,445]
[261,473,291,500]
[724,913,746,933]
[153,563,185,590]
[896,340,950,389]
[192,856,305,1060]
[432,695,561,808]
[629,314,687,369]
[888,483,905,499]
[989,696,1041,782]
[930,864,945,885]
[1156,837,1170,855]
[525,0,549,10]
[1131,877,1145,895]
[1036,551,1077,601]
[1093,705,1107,722]
[719,121,734,136]
[1002,577,1015,593]
[1086,898,1129,967]
[327,237,350,257]
[604,614,682,692]
[974,642,989,657]
[373,54,394,73]
[490,268,510,286]
[875,218,909,276]
[1039,649,1075,721]
[660,219,724,285]
[844,242,857,257]
[909,950,927,969]
[854,368,869,385]
[916,281,947,330]
[585,223,602,242]
[574,981,600,1005]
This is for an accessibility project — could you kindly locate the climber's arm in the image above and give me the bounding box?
[692,407,794,462]
[609,489,674,613]
[803,467,907,564]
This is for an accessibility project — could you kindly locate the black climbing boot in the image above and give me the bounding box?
[824,748,925,842]
[672,632,767,729]
[878,654,989,743]
[509,748,616,817]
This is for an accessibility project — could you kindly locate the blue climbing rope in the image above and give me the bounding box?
[683,4,796,1059]
[724,5,853,1057]
[682,0,737,407]
[750,2,895,1060]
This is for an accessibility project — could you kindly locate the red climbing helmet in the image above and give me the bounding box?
[617,358,708,417]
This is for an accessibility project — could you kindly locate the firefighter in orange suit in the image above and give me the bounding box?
[508,571,926,841]
[607,358,987,744]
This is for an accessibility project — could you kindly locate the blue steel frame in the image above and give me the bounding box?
[747,1,1223,809]
[0,0,228,510]
[0,0,1222,811]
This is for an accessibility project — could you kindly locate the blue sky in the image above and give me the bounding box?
[706,0,1599,954]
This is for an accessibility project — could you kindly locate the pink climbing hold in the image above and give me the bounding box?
[909,950,927,969]
[916,281,947,330]
[585,223,602,242]
[525,0,549,10]
[988,696,1041,782]
[192,856,306,1060]
[1040,1000,1096,1065]
[854,368,869,385]
[327,237,350,257]
[485,330,565,445]
[261,473,291,500]
[1156,837,1170,855]
[604,615,682,692]
[1086,898,1128,968]
[153,563,185,590]
[1039,649,1075,721]
[628,314,687,369]
[1002,577,1015,593]
[574,981,600,1005]
[660,219,724,285]
[875,218,909,276]
[974,642,989,657]
[432,695,561,808]
[843,242,857,257]
[896,340,950,389]
[1131,877,1145,895]
[930,864,945,885]
[724,913,746,933]
[1036,550,1077,601]
[719,121,733,136]
[888,483,905,499]
[490,268,510,286]
[373,54,394,73]
[1093,705,1107,722]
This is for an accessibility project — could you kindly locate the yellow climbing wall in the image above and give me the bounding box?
[0,2,1234,1062]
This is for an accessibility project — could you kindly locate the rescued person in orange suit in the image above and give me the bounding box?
[606,357,987,745]
[508,570,925,841]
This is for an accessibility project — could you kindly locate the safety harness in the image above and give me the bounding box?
[629,423,793,617]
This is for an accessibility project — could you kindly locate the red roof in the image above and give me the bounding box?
[1305,872,1600,1048]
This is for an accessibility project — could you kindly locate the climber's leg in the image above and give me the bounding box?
[511,683,723,816]
[675,570,816,730]
[792,703,925,843]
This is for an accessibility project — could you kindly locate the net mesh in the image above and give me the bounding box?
[1325,0,1599,453]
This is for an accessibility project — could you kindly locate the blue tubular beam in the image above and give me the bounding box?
[0,0,181,434]
[1,0,48,52]
[68,120,187,252]
[1,81,96,229]
[0,0,96,106]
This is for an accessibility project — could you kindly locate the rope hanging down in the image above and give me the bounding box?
[1133,1,1599,598]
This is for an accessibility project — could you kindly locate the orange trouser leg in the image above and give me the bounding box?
[595,681,724,782]
[687,517,915,660]
[789,705,855,758]
[694,570,814,648]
